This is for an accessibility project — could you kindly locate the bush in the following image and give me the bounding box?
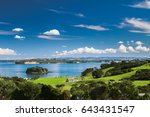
[108,80,139,100]
[0,79,16,100]
[92,69,103,78]
[81,68,94,76]
[131,69,150,80]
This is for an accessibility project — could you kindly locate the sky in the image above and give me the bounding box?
[0,0,150,59]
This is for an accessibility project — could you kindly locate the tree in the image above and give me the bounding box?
[92,69,103,78]
[108,80,139,100]
[90,83,108,100]
[81,68,94,76]
[131,69,150,80]
[37,84,62,100]
[11,82,41,100]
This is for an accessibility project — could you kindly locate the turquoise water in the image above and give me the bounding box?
[0,62,104,78]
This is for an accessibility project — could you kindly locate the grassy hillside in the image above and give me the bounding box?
[32,63,150,90]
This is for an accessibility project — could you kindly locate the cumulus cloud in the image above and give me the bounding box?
[53,47,117,56]
[130,0,150,9]
[12,28,24,32]
[135,45,150,52]
[118,41,150,53]
[53,41,150,56]
[43,29,60,36]
[15,35,25,40]
[118,44,128,53]
[73,24,109,31]
[135,41,143,45]
[119,18,150,35]
[118,41,124,44]
[0,48,17,55]
[128,46,136,52]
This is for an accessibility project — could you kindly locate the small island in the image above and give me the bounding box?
[26,66,49,75]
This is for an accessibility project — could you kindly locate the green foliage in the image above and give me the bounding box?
[92,69,103,78]
[101,63,112,69]
[0,78,64,100]
[101,61,147,76]
[11,82,41,100]
[70,80,141,100]
[26,66,48,75]
[0,79,16,100]
[61,90,71,100]
[105,67,132,77]
[131,69,150,80]
[81,68,94,76]
[37,84,62,100]
[70,81,108,100]
[108,80,139,100]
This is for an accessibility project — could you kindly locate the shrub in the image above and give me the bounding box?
[131,69,150,80]
[92,69,103,78]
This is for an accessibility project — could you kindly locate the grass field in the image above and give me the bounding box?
[32,63,150,90]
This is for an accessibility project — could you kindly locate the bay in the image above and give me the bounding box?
[0,62,105,78]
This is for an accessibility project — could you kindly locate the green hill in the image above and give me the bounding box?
[32,63,150,90]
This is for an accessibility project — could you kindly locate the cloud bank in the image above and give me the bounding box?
[53,41,150,56]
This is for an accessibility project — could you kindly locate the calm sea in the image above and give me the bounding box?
[0,62,105,78]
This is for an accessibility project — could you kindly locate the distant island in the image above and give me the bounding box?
[0,57,148,64]
[14,58,110,64]
[26,66,49,75]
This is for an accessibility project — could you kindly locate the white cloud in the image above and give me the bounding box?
[53,47,117,56]
[43,29,60,36]
[118,41,150,53]
[53,41,150,57]
[0,48,17,55]
[130,0,150,9]
[75,13,85,18]
[127,46,136,52]
[0,30,16,35]
[135,41,143,45]
[121,18,150,35]
[118,41,124,44]
[37,35,52,40]
[15,35,25,40]
[135,45,150,52]
[117,22,127,28]
[49,9,85,18]
[73,24,109,31]
[37,35,63,40]
[12,28,24,32]
[118,44,128,53]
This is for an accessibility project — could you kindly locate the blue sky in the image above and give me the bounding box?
[1,0,150,59]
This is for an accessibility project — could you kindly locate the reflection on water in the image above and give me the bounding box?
[0,62,105,78]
